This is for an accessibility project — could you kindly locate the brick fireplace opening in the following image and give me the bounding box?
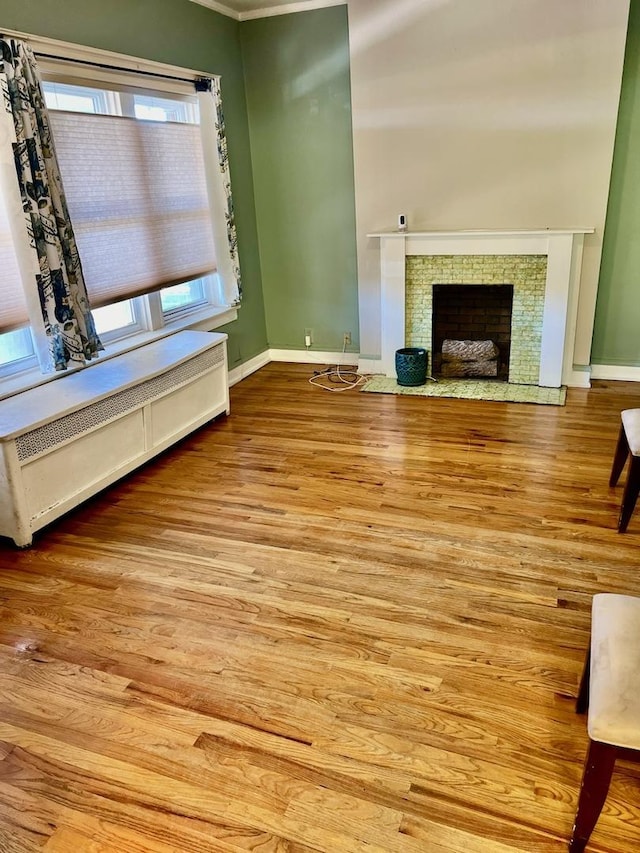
[404,254,548,385]
[432,284,514,380]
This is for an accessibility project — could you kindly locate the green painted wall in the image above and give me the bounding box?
[0,0,268,368]
[593,0,640,366]
[241,6,359,353]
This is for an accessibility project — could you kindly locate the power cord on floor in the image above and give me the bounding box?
[308,341,368,392]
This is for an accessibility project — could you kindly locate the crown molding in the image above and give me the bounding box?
[187,0,346,22]
[239,0,346,21]
[187,0,240,20]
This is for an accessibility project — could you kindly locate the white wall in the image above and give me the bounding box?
[348,0,630,368]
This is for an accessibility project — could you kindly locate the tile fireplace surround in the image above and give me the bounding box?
[363,230,593,388]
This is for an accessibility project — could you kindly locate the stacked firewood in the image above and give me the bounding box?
[440,339,499,377]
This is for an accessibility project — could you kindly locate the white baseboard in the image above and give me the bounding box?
[591,364,640,382]
[269,348,359,366]
[228,348,362,387]
[565,368,592,389]
[228,350,270,387]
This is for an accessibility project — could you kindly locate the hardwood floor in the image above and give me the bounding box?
[1,363,640,852]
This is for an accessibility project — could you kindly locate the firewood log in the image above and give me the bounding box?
[440,358,498,377]
[441,340,499,362]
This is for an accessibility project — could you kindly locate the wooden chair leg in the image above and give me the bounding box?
[569,740,617,852]
[610,424,629,487]
[576,647,590,715]
[618,455,640,533]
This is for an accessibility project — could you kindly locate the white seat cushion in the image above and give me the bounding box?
[588,593,640,749]
[622,409,640,456]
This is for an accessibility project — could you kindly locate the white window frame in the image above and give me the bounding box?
[91,297,146,344]
[0,328,38,380]
[0,32,238,399]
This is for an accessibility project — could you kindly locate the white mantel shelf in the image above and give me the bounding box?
[368,229,594,238]
[365,228,596,388]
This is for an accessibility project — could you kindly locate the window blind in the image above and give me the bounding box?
[0,193,29,332]
[49,110,217,308]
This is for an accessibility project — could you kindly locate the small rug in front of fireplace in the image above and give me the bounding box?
[361,376,566,406]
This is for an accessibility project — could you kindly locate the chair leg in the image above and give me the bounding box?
[618,455,640,533]
[609,424,629,487]
[569,740,617,852]
[576,647,590,715]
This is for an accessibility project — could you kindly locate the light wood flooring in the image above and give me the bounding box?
[1,363,640,852]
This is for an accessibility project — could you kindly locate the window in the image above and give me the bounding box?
[43,79,216,313]
[133,93,199,124]
[40,81,116,115]
[160,278,209,314]
[0,329,36,376]
[92,300,142,341]
[0,49,238,386]
[0,171,31,371]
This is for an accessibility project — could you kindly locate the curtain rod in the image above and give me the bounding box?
[0,31,212,87]
[34,51,207,86]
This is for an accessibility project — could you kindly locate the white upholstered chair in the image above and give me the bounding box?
[570,594,640,851]
[609,409,640,532]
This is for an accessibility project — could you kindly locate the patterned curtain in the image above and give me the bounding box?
[195,77,242,304]
[0,37,102,371]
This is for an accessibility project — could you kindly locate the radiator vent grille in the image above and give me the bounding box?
[16,345,224,462]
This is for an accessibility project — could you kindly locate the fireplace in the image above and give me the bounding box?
[432,284,513,380]
[363,229,593,388]
[405,253,546,384]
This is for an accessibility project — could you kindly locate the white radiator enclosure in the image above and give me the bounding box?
[0,330,229,547]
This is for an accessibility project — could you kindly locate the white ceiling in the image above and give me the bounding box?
[189,0,344,22]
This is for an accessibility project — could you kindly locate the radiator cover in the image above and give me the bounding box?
[0,331,229,547]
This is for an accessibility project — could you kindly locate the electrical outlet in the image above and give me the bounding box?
[304,328,313,347]
[343,331,352,347]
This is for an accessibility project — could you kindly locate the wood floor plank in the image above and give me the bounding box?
[1,366,640,851]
